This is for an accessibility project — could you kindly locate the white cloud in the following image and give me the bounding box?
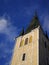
[0,15,19,65]
[0,19,7,31]
[0,15,18,42]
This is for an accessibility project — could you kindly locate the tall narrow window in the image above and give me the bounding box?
[29,36,32,43]
[25,38,28,45]
[22,53,26,61]
[45,42,46,48]
[20,39,24,47]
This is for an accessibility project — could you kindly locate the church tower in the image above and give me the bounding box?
[11,13,49,65]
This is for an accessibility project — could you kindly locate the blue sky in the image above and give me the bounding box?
[0,0,49,65]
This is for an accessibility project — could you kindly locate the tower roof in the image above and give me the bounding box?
[25,13,40,34]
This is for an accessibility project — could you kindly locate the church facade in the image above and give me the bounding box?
[11,14,49,65]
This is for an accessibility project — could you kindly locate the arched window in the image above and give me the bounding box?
[25,38,28,45]
[29,36,32,43]
[20,39,24,47]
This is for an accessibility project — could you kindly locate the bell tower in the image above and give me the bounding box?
[11,13,49,65]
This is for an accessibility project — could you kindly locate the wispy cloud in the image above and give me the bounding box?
[0,15,18,41]
[0,19,7,31]
[0,14,19,65]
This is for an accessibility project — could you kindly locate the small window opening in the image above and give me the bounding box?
[20,39,24,47]
[25,38,28,45]
[45,42,46,48]
[22,53,26,61]
[29,36,32,43]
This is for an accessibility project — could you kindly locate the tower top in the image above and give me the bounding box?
[25,12,40,34]
[19,12,40,36]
